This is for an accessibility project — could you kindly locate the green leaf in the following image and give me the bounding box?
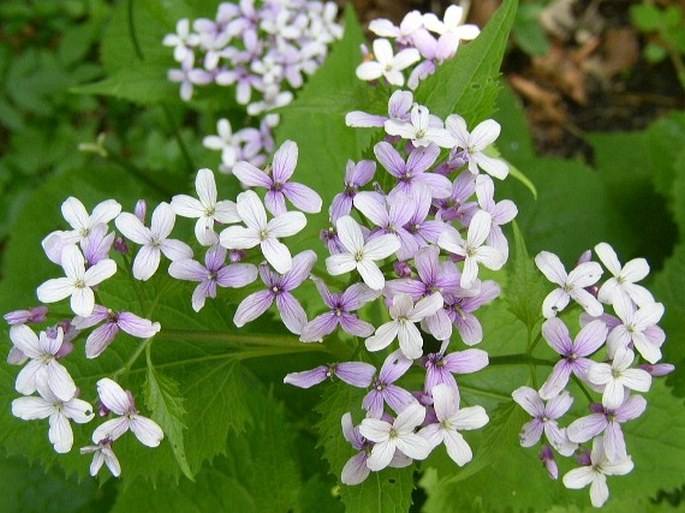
[504,222,546,332]
[513,5,551,56]
[417,0,518,123]
[630,4,664,32]
[644,42,668,63]
[316,385,415,513]
[144,362,193,481]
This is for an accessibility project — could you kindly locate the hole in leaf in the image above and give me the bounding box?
[387,478,397,484]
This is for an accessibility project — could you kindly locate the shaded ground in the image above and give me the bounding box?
[343,0,685,161]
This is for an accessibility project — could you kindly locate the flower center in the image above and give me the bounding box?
[259,229,269,241]
[354,251,365,262]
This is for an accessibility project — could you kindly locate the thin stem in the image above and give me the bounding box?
[113,336,152,378]
[571,373,594,403]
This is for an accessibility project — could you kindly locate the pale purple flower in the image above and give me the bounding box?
[363,350,416,418]
[340,412,372,485]
[169,245,258,312]
[232,140,322,215]
[420,383,488,465]
[355,38,420,86]
[219,189,306,274]
[12,382,94,453]
[299,278,379,342]
[535,251,604,318]
[562,437,633,507]
[475,174,518,257]
[586,347,651,409]
[92,378,164,447]
[443,280,501,345]
[423,5,480,39]
[233,250,316,334]
[407,31,460,89]
[330,159,376,221]
[353,191,418,260]
[540,445,559,480]
[369,10,424,45]
[247,85,293,116]
[567,395,646,462]
[511,386,576,456]
[36,244,116,317]
[82,223,115,266]
[345,90,413,128]
[434,171,478,225]
[538,318,608,400]
[375,142,452,199]
[638,363,675,376]
[80,439,121,477]
[594,242,654,306]
[385,104,456,148]
[4,306,48,325]
[359,403,432,471]
[607,293,665,364]
[404,186,449,247]
[203,119,240,171]
[365,293,443,359]
[115,202,192,281]
[445,115,509,179]
[163,18,199,64]
[60,196,122,244]
[283,361,375,389]
[325,215,400,291]
[167,55,214,101]
[422,347,489,393]
[439,210,505,289]
[72,305,161,359]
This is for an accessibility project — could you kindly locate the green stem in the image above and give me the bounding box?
[571,373,595,403]
[113,336,152,379]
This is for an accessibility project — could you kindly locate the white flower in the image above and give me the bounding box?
[171,168,241,245]
[534,251,603,318]
[420,383,488,465]
[80,441,121,477]
[92,378,164,447]
[115,202,192,281]
[594,242,654,306]
[586,347,652,409]
[423,5,480,40]
[607,293,665,363]
[36,244,116,317]
[355,38,420,86]
[369,11,424,43]
[359,403,432,471]
[12,382,94,453]
[203,119,239,171]
[365,293,443,359]
[562,437,633,507]
[325,215,400,290]
[385,104,456,148]
[219,190,306,274]
[60,196,122,243]
[10,325,76,401]
[445,114,509,179]
[438,210,505,288]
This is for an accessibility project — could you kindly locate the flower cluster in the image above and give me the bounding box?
[164,0,343,173]
[512,244,673,507]
[281,91,516,483]
[356,5,480,89]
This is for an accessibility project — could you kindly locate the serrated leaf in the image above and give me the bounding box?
[144,362,193,480]
[316,384,415,513]
[417,0,518,123]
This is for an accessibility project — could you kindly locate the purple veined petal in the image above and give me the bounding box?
[615,394,647,422]
[84,258,117,286]
[219,225,260,250]
[603,421,626,462]
[133,245,161,281]
[438,228,466,256]
[191,281,213,311]
[115,213,149,245]
[195,168,218,207]
[339,314,375,338]
[385,278,426,302]
[150,202,175,239]
[474,153,509,180]
[621,368,652,392]
[160,239,193,262]
[633,301,665,331]
[326,253,356,276]
[397,321,423,360]
[431,383,459,421]
[621,257,650,282]
[630,330,661,363]
[345,111,387,128]
[460,257,479,289]
[443,429,473,466]
[311,276,335,308]
[268,211,307,239]
[12,396,54,420]
[15,360,42,395]
[443,349,489,374]
[280,250,317,290]
[542,289,571,319]
[424,310,453,341]
[96,378,131,415]
[216,263,258,288]
[535,251,567,285]
[336,216,364,252]
[233,290,274,327]
[232,161,273,188]
[453,311,483,346]
[169,258,207,281]
[336,362,376,387]
[354,191,389,227]
[362,389,385,419]
[416,172,453,199]
[340,282,381,310]
[236,190,267,230]
[365,321,399,352]
[283,366,328,388]
[330,193,353,221]
[85,322,119,359]
[122,410,162,446]
[364,233,401,261]
[71,286,95,317]
[407,143,441,175]
[261,238,293,274]
[367,439,397,471]
[602,379,626,410]
[379,349,414,383]
[544,423,576,456]
[117,312,160,338]
[374,141,406,177]
[60,244,85,280]
[567,413,607,443]
[410,293,443,322]
[61,197,90,231]
[341,451,371,485]
[341,412,364,448]
[9,325,41,359]
[512,386,544,417]
[568,261,603,289]
[574,320,608,356]
[395,431,432,461]
[467,210,492,247]
[357,260,386,291]
[170,194,204,218]
[282,182,322,214]
[271,140,298,183]
[538,360,573,400]
[265,190,287,216]
[275,292,307,335]
[213,200,240,224]
[544,390,574,419]
[542,318,573,355]
[384,385,418,415]
[520,419,544,447]
[300,312,340,342]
